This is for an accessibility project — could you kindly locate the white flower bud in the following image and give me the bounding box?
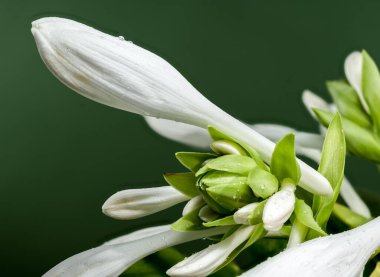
[263,183,296,232]
[167,225,255,277]
[32,17,332,197]
[344,51,370,113]
[102,186,189,220]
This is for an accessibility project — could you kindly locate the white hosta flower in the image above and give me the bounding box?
[240,216,380,277]
[263,183,296,232]
[344,51,370,113]
[167,225,255,277]
[102,186,189,220]
[43,225,228,277]
[32,17,332,197]
[233,202,259,225]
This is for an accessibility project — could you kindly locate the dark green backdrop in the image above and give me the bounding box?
[1,0,380,275]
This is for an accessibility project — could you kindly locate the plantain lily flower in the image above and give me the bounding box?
[31,17,332,196]
[240,216,380,277]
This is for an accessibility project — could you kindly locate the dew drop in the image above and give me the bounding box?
[118,36,125,41]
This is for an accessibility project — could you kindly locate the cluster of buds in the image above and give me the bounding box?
[31,17,380,277]
[303,51,380,163]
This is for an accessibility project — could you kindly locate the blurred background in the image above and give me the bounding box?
[1,0,380,275]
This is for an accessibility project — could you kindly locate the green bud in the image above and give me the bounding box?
[326,80,372,128]
[314,108,380,162]
[206,182,256,212]
[247,167,279,199]
[248,200,267,225]
[201,171,247,187]
[210,139,248,156]
[196,154,257,177]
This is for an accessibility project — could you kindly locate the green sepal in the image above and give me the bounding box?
[270,133,301,183]
[196,154,257,177]
[362,50,380,135]
[294,198,326,236]
[171,205,206,232]
[332,202,370,229]
[203,215,236,227]
[248,200,267,225]
[314,108,380,163]
[200,171,247,188]
[212,224,266,274]
[175,152,217,172]
[311,113,346,235]
[211,139,248,156]
[208,126,268,171]
[163,172,199,198]
[206,183,256,211]
[247,167,279,199]
[327,80,371,128]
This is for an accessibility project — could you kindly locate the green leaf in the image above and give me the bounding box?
[270,133,300,183]
[362,50,380,135]
[163,172,199,197]
[196,155,257,177]
[332,202,370,228]
[203,215,236,227]
[294,199,326,236]
[327,80,372,128]
[248,200,267,225]
[312,113,346,233]
[175,152,217,172]
[211,139,248,156]
[208,126,268,171]
[171,205,206,232]
[314,108,380,163]
[200,171,247,188]
[206,183,256,211]
[247,167,279,199]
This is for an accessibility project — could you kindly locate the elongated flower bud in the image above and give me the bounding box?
[102,186,189,220]
[32,17,332,196]
[167,225,255,277]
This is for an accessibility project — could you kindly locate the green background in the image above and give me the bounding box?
[1,0,380,275]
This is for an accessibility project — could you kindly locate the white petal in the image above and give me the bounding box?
[102,186,189,220]
[145,117,211,148]
[233,203,259,225]
[344,51,370,113]
[182,195,205,216]
[44,226,229,277]
[240,216,380,277]
[263,184,296,232]
[302,90,331,119]
[32,17,332,197]
[103,225,171,245]
[167,225,255,277]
